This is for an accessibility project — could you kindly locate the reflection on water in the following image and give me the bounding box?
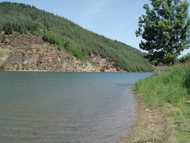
[0,72,152,143]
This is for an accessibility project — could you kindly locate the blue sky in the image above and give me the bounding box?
[1,0,190,54]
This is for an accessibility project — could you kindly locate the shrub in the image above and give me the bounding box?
[42,31,61,45]
[3,23,13,34]
[2,21,38,35]
[64,42,86,59]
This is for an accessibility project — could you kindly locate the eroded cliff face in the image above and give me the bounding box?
[0,34,123,72]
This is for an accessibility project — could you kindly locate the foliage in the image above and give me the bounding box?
[135,64,190,142]
[0,2,152,71]
[136,0,190,65]
[42,31,62,45]
[2,22,37,35]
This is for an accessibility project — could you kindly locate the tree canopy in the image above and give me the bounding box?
[136,0,190,65]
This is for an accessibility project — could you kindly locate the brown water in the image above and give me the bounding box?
[0,72,152,143]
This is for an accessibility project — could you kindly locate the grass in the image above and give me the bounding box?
[135,64,190,142]
[0,2,152,71]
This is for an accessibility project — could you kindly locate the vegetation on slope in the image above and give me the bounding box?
[0,2,152,71]
[135,64,190,142]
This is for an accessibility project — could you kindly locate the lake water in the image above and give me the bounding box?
[0,72,151,143]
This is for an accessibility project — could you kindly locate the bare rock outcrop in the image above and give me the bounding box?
[0,34,122,72]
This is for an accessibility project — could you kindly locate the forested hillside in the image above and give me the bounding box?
[0,2,152,71]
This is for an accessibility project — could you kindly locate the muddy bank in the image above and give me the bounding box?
[0,34,123,72]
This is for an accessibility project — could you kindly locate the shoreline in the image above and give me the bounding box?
[0,70,121,72]
[0,70,152,73]
[122,94,176,143]
[127,64,190,142]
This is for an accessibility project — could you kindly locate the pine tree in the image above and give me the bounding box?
[136,0,190,65]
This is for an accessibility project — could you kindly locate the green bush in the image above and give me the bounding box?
[2,21,38,35]
[3,23,13,34]
[64,41,86,59]
[42,32,59,45]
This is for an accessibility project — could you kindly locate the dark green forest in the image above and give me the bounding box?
[0,2,152,71]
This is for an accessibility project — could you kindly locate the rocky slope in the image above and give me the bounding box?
[0,34,122,72]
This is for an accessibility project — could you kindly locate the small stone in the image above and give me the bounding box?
[4,38,10,44]
[145,108,151,112]
[23,60,28,65]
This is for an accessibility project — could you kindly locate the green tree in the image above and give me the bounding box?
[136,0,190,65]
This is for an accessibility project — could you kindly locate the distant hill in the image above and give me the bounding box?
[0,2,152,71]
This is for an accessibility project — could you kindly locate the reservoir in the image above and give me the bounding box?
[0,72,151,143]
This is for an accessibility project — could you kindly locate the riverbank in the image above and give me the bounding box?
[123,97,176,143]
[124,63,190,143]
